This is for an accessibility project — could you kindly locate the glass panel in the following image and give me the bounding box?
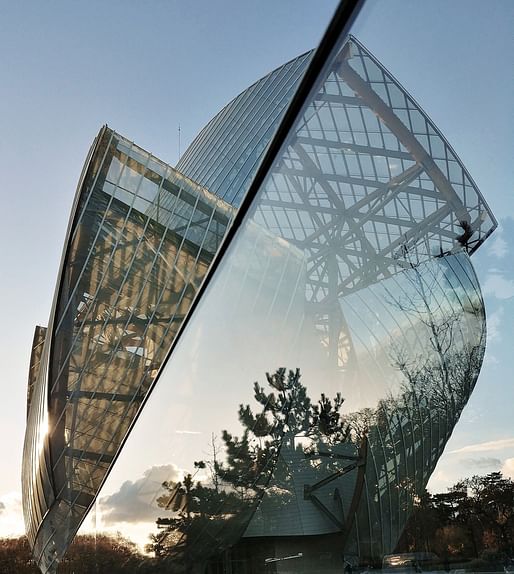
[85,27,497,574]
[23,128,234,572]
[21,2,512,573]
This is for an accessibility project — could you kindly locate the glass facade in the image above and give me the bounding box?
[176,51,312,207]
[23,16,498,574]
[22,128,232,572]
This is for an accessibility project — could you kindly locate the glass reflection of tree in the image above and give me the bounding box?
[147,368,358,572]
[350,254,486,561]
[147,255,486,570]
[390,255,484,417]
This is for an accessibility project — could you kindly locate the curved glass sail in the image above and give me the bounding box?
[22,128,233,571]
[120,249,484,569]
[176,51,312,207]
[22,6,497,573]
[96,30,488,572]
[101,30,492,574]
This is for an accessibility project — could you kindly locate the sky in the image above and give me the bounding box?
[0,0,513,544]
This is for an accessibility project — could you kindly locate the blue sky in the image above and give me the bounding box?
[0,0,512,538]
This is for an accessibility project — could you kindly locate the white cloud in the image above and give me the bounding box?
[0,492,24,537]
[427,453,513,494]
[483,272,514,300]
[488,232,508,259]
[175,430,202,435]
[100,464,182,525]
[502,458,514,480]
[461,457,501,470]
[450,437,514,454]
[427,467,457,493]
[486,306,503,342]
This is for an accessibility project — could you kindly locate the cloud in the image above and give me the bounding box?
[486,307,503,343]
[100,464,182,525]
[427,467,457,494]
[450,437,514,454]
[502,458,514,480]
[0,492,24,537]
[175,430,202,435]
[488,230,508,259]
[483,272,514,300]
[461,457,501,470]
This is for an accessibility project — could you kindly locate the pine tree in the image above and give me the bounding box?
[149,368,352,571]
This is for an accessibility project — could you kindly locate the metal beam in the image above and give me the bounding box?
[64,448,114,464]
[336,59,470,224]
[67,390,144,403]
[295,134,413,161]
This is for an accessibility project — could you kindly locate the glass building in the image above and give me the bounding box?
[23,25,497,574]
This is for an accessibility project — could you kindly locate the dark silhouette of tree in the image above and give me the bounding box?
[0,536,39,574]
[398,473,514,564]
[58,532,147,573]
[456,472,514,559]
[148,368,352,572]
[147,469,244,572]
[0,533,149,574]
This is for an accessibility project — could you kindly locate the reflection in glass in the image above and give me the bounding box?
[22,17,499,574]
[136,34,494,573]
[143,251,485,571]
